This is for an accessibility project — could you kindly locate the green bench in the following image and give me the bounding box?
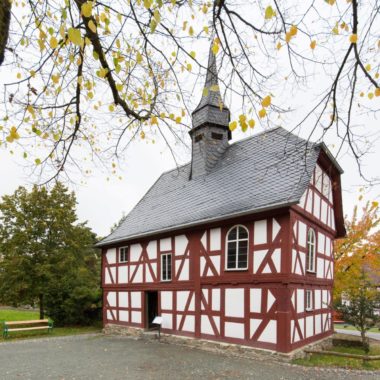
[2,319,53,338]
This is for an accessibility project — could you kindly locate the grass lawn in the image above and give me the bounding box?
[293,344,380,370]
[0,308,101,342]
[334,323,380,333]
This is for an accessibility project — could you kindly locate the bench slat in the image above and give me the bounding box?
[5,319,49,326]
[7,326,51,332]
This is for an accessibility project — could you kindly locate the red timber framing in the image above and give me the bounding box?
[101,155,344,354]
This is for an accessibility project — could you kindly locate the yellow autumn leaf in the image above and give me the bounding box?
[285,32,292,43]
[289,25,297,36]
[365,64,371,71]
[229,121,237,131]
[81,1,93,17]
[97,68,109,78]
[375,88,380,97]
[140,131,145,139]
[202,88,209,97]
[190,51,196,59]
[264,6,276,20]
[372,201,379,208]
[310,40,317,50]
[368,92,374,99]
[68,28,82,46]
[109,104,115,112]
[211,41,219,55]
[349,34,357,43]
[35,158,41,165]
[49,36,58,49]
[136,52,143,64]
[210,84,219,92]
[261,95,271,108]
[189,26,194,36]
[248,119,255,128]
[150,116,158,125]
[175,116,182,124]
[276,42,282,50]
[88,20,97,33]
[259,108,267,118]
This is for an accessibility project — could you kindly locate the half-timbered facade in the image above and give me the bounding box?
[96,49,345,353]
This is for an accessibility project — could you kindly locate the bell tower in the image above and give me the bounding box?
[189,46,231,179]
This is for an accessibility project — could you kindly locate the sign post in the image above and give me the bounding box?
[152,316,163,341]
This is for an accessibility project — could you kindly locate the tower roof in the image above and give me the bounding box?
[191,46,230,132]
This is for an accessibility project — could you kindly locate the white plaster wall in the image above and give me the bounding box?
[107,292,117,307]
[225,288,245,318]
[210,228,221,250]
[161,313,173,329]
[147,240,157,260]
[253,250,267,273]
[177,291,190,312]
[160,237,172,251]
[272,218,281,240]
[106,248,116,264]
[313,194,321,219]
[267,291,276,312]
[161,291,173,310]
[119,310,129,322]
[314,289,321,310]
[107,310,114,321]
[317,258,324,279]
[306,316,314,338]
[130,244,142,262]
[272,249,281,272]
[105,267,116,284]
[131,291,141,309]
[131,311,141,324]
[250,289,262,313]
[175,235,188,255]
[315,314,322,335]
[178,259,189,281]
[212,289,220,311]
[259,320,277,344]
[225,322,245,339]
[297,289,304,313]
[182,315,195,332]
[118,266,128,284]
[298,221,307,247]
[119,292,128,308]
[254,220,267,245]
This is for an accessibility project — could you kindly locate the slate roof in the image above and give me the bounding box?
[96,127,332,247]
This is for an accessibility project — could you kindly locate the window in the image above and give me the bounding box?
[306,290,313,311]
[161,253,172,281]
[195,134,203,143]
[119,246,129,263]
[306,229,316,272]
[226,225,249,270]
[211,132,223,140]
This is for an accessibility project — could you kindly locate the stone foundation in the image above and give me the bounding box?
[103,323,333,362]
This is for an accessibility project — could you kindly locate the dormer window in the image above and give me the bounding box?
[225,225,249,270]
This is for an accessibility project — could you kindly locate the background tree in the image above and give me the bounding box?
[334,201,380,351]
[334,201,380,298]
[0,0,379,182]
[335,273,379,353]
[0,183,101,325]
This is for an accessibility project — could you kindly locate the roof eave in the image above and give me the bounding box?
[95,199,299,248]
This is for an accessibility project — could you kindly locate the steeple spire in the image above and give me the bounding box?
[189,44,231,179]
[191,45,230,134]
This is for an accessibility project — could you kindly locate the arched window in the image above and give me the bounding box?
[226,225,249,270]
[306,229,316,272]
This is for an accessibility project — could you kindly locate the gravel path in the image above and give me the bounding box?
[0,334,378,380]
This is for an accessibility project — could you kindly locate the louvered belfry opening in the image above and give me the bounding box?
[189,46,231,179]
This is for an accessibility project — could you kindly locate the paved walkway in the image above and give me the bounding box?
[335,329,380,341]
[0,334,378,380]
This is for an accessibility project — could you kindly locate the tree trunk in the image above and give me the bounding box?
[39,293,44,320]
[0,0,12,65]
[361,329,369,354]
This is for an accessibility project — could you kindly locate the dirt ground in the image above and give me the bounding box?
[0,334,379,380]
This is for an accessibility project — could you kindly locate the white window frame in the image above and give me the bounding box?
[306,290,313,311]
[306,228,316,273]
[119,246,129,263]
[225,225,249,271]
[161,253,172,282]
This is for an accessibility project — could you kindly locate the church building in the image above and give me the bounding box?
[96,48,345,353]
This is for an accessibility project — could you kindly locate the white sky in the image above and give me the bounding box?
[0,2,379,237]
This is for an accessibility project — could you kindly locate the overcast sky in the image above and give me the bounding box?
[1,3,379,238]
